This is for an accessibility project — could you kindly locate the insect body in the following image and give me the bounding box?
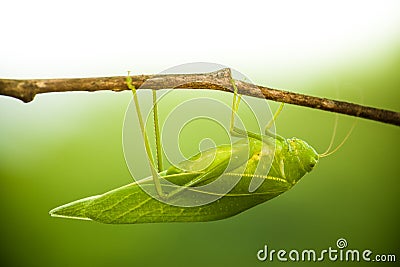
[49,75,319,224]
[50,137,318,223]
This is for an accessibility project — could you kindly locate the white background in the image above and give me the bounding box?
[1,0,399,80]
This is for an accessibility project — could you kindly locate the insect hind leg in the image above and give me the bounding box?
[126,72,166,199]
[152,90,163,172]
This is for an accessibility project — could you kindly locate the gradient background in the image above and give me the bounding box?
[0,1,399,266]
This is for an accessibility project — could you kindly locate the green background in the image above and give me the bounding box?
[1,51,399,266]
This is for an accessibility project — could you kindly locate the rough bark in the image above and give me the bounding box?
[0,68,399,126]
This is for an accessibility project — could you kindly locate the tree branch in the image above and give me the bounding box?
[0,68,399,126]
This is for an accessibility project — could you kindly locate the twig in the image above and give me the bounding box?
[0,68,399,126]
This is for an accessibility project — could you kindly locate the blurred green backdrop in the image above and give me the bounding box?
[1,50,399,266]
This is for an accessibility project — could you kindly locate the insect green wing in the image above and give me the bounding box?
[49,138,261,223]
[49,137,319,224]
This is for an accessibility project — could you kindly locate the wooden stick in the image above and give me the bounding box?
[1,68,399,126]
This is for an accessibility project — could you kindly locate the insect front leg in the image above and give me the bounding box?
[229,79,265,142]
[264,102,285,141]
[228,78,277,192]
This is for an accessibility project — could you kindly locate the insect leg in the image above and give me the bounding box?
[229,79,267,142]
[265,102,284,131]
[264,103,285,141]
[166,170,216,198]
[126,73,165,198]
[228,80,275,192]
[152,90,163,172]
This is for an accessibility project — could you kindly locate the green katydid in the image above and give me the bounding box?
[49,73,339,224]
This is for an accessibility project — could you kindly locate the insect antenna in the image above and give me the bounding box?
[319,116,357,158]
[320,114,339,156]
[320,83,363,158]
